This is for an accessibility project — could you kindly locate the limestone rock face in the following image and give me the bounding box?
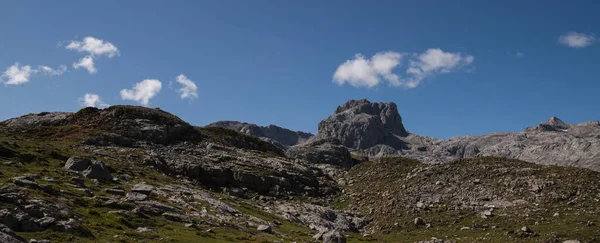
[286,138,353,169]
[316,99,408,150]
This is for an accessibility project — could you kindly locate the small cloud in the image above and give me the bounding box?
[333,49,474,89]
[1,63,68,85]
[66,36,119,74]
[120,79,162,106]
[39,65,67,76]
[73,56,97,74]
[1,63,35,85]
[516,52,525,57]
[79,93,108,108]
[175,74,198,100]
[333,52,404,88]
[558,32,595,48]
[66,36,119,57]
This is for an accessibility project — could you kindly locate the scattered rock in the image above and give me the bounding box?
[135,227,154,233]
[162,213,190,223]
[131,183,154,195]
[414,217,425,226]
[521,226,533,233]
[12,178,38,189]
[0,223,27,243]
[64,157,92,172]
[125,192,148,201]
[104,188,126,196]
[322,230,346,243]
[82,161,113,181]
[257,224,272,233]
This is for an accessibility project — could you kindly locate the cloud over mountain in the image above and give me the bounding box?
[120,79,162,106]
[333,49,474,89]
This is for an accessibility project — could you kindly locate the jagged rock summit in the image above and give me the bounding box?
[316,99,408,150]
[207,121,314,147]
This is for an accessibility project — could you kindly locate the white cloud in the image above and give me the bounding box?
[79,93,108,108]
[175,74,198,100]
[66,36,120,57]
[39,65,67,76]
[516,52,525,57]
[1,63,35,85]
[73,56,97,74]
[333,49,474,88]
[333,52,404,88]
[558,32,595,48]
[120,79,162,106]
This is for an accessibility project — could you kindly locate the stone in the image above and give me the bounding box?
[34,217,55,228]
[0,223,27,243]
[563,241,581,243]
[257,224,272,233]
[82,161,113,181]
[414,217,425,226]
[131,183,154,195]
[64,157,92,172]
[29,240,51,243]
[322,230,346,243]
[135,227,154,233]
[162,213,190,223]
[125,192,148,201]
[521,226,533,233]
[70,177,85,187]
[12,178,38,189]
[104,188,126,196]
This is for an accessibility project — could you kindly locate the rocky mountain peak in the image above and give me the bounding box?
[524,116,571,132]
[207,121,314,147]
[544,116,569,129]
[317,99,408,150]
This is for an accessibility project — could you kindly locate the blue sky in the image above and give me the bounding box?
[1,0,599,139]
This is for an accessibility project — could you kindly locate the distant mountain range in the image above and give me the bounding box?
[211,99,600,171]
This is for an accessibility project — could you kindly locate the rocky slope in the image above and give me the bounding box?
[207,121,314,147]
[340,157,600,242]
[0,106,357,243]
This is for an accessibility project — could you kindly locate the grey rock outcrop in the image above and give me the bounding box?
[82,161,113,181]
[286,138,353,169]
[0,223,26,243]
[64,157,92,172]
[316,99,408,150]
[207,121,313,147]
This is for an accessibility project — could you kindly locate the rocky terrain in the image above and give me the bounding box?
[305,99,600,172]
[0,101,598,242]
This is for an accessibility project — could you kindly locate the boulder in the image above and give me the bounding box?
[125,192,148,201]
[256,224,272,233]
[0,223,26,243]
[131,183,154,195]
[82,161,113,181]
[322,230,346,243]
[64,157,92,172]
[104,188,126,196]
[286,138,353,169]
